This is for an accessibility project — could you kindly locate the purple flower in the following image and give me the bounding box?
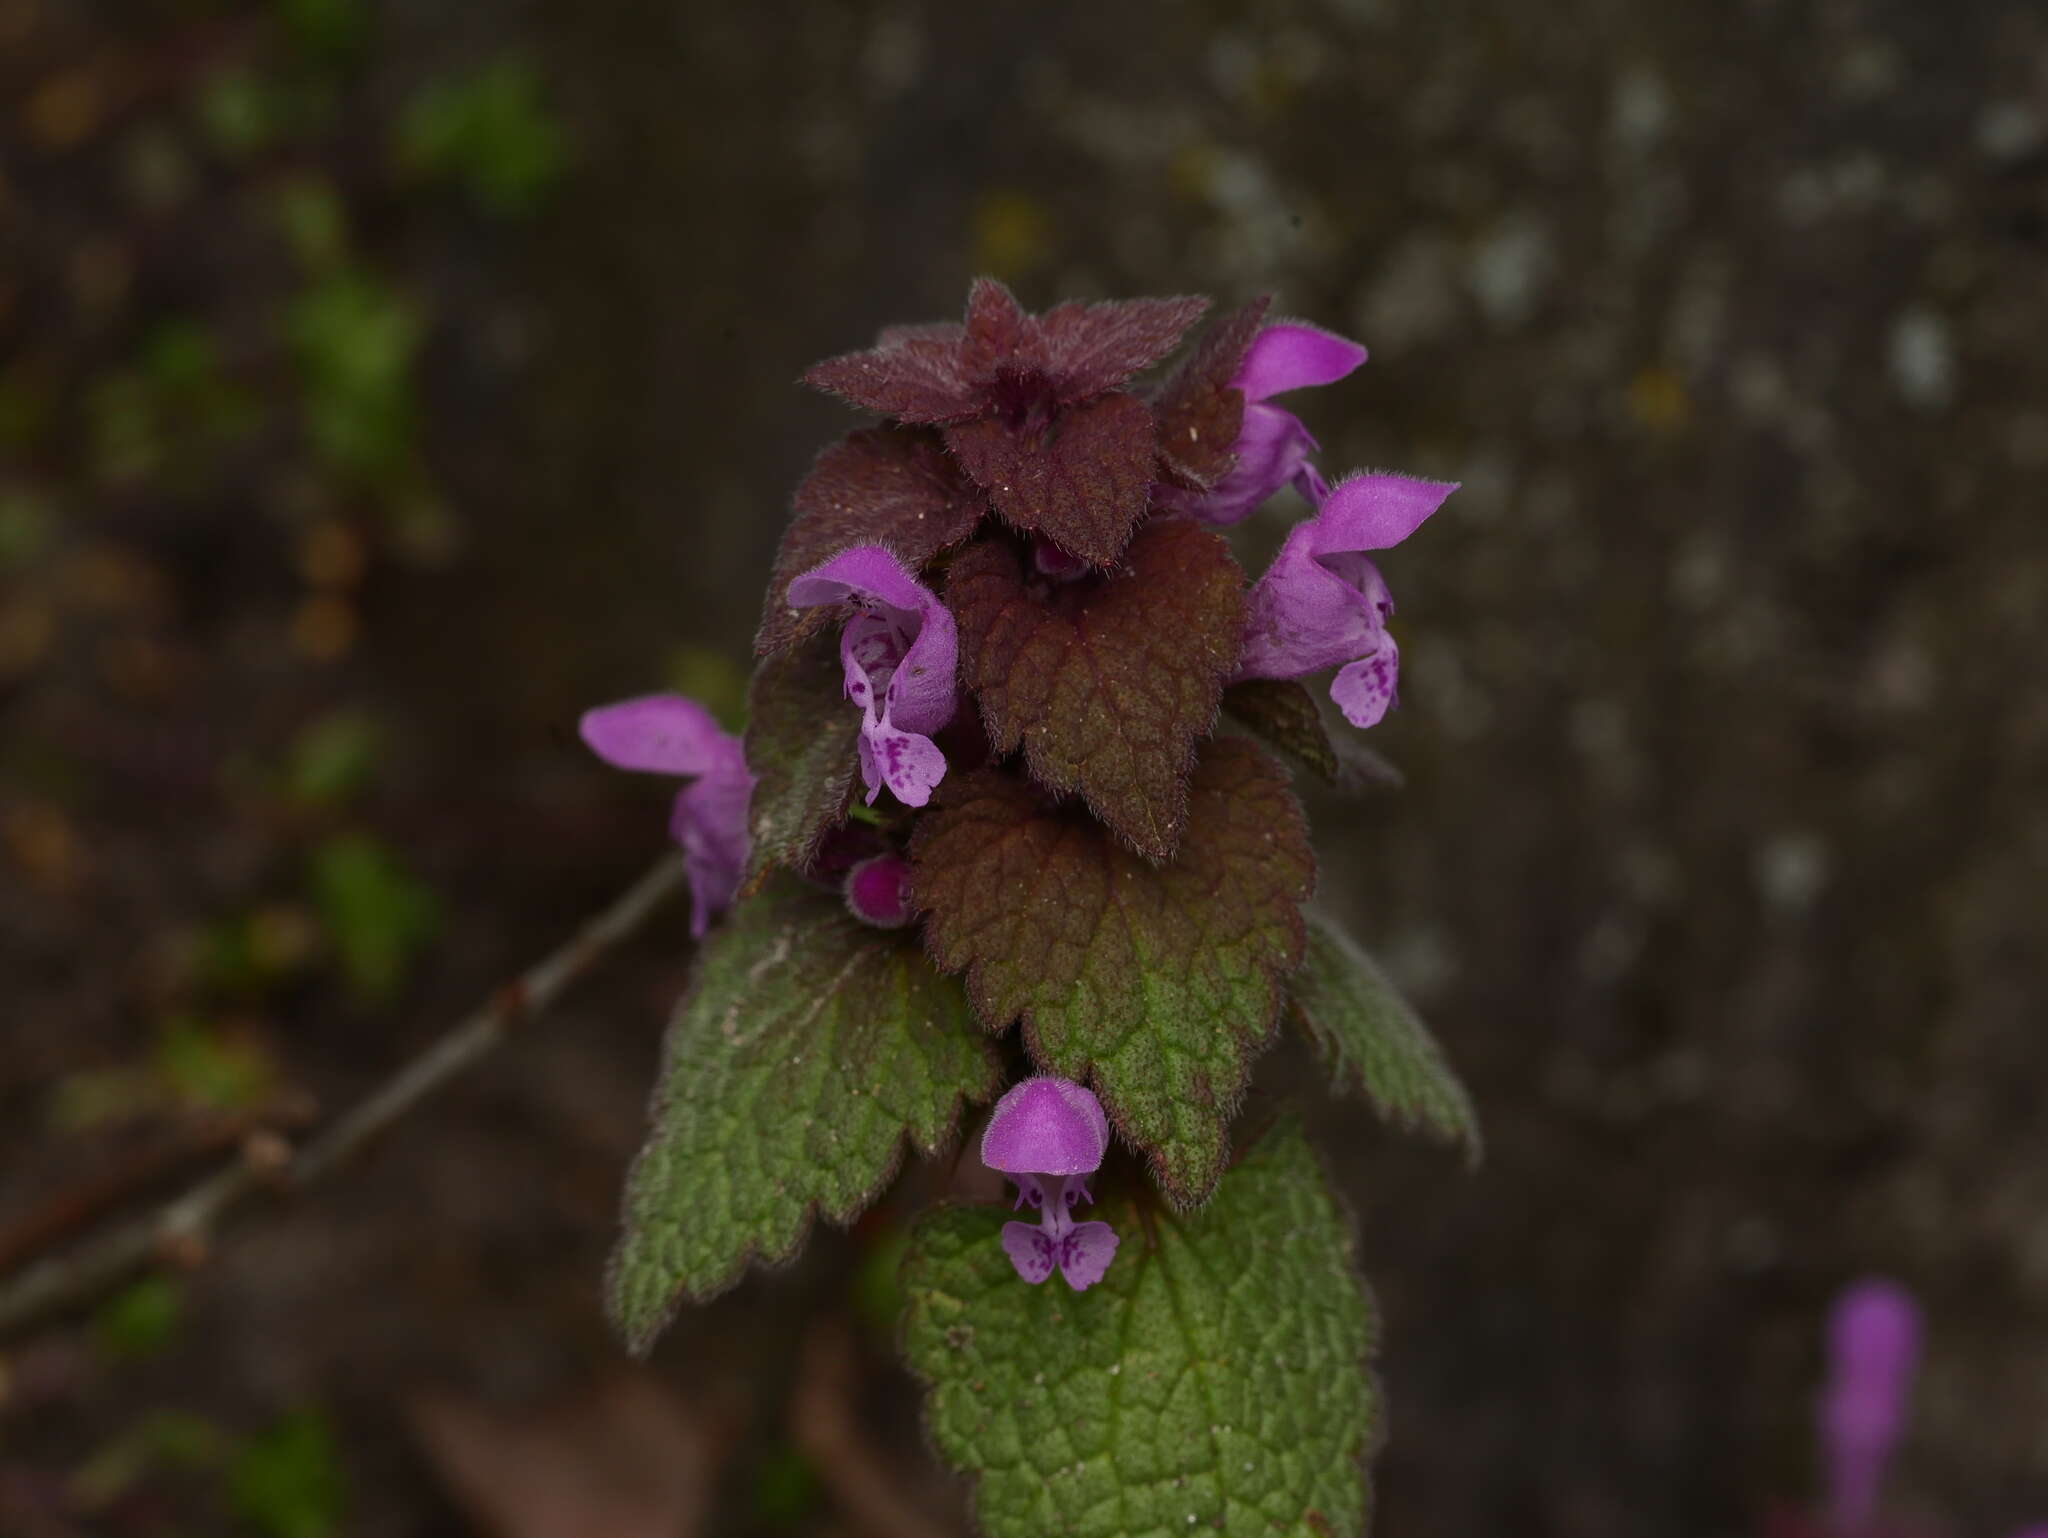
[579,694,754,938]
[843,851,915,929]
[785,545,958,809]
[980,1076,1118,1292]
[1821,1279,1922,1538]
[1233,470,1457,729]
[1186,321,1368,526]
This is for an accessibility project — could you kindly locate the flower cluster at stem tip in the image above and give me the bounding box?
[580,281,1458,1290]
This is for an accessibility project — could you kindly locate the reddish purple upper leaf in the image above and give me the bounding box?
[805,278,1209,425]
[1034,292,1216,405]
[948,519,1245,861]
[941,391,1159,565]
[1152,295,1272,491]
[804,281,1210,564]
[910,738,1315,1206]
[756,427,987,656]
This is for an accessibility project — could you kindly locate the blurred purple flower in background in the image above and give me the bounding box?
[1823,1279,1923,1536]
[1769,1278,2042,1538]
[579,694,753,937]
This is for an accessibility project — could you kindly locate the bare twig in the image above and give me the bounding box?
[0,1099,316,1275]
[0,853,688,1340]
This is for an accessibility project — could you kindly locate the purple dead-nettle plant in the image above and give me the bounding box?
[590,279,1479,1538]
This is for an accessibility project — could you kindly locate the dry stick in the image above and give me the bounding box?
[0,852,688,1341]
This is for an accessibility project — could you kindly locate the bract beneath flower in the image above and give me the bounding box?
[1234,471,1457,729]
[579,694,754,937]
[785,545,958,809]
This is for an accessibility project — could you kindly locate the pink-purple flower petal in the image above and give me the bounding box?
[1056,1221,1119,1291]
[580,693,754,937]
[1233,321,1368,404]
[1181,322,1368,526]
[980,1077,1110,1177]
[786,544,959,807]
[1234,471,1456,729]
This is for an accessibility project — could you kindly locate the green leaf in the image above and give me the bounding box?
[287,710,382,807]
[1289,910,1480,1161]
[394,58,568,217]
[948,519,1245,862]
[1221,679,1402,791]
[912,738,1313,1206]
[306,834,439,1001]
[903,1120,1380,1538]
[755,426,986,656]
[95,1276,183,1361]
[738,635,860,891]
[608,883,998,1352]
[287,270,423,480]
[228,1409,345,1538]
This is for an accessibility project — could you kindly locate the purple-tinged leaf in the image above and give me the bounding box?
[1152,295,1272,491]
[756,427,986,656]
[942,390,1158,566]
[948,519,1244,861]
[911,739,1314,1206]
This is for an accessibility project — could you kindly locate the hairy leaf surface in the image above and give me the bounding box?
[1152,295,1269,490]
[756,426,986,656]
[1222,679,1402,791]
[904,1120,1380,1538]
[1289,909,1480,1161]
[943,391,1157,566]
[609,884,999,1352]
[912,738,1313,1205]
[739,636,860,891]
[949,519,1244,861]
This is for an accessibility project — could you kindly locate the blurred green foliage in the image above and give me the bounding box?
[750,1443,823,1528]
[850,1221,911,1336]
[229,1410,346,1538]
[664,645,751,734]
[70,1410,235,1510]
[307,833,439,1000]
[277,0,367,65]
[394,58,567,217]
[287,271,423,481]
[48,1018,276,1128]
[156,1016,276,1108]
[288,710,383,808]
[87,319,257,488]
[0,490,55,570]
[273,175,349,272]
[196,70,281,160]
[95,1276,185,1362]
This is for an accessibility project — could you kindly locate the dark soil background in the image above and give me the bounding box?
[3,1,2045,1535]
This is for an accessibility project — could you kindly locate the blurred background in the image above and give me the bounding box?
[3,0,2045,1534]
